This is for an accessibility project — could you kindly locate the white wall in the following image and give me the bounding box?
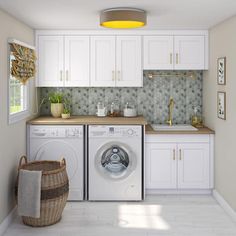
[203,15,236,211]
[0,9,35,223]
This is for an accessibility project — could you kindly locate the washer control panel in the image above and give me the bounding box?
[89,125,142,138]
[30,125,83,138]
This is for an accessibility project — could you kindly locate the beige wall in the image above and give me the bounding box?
[203,15,236,211]
[0,9,35,223]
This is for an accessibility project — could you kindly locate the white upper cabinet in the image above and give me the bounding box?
[90,36,116,87]
[64,36,90,87]
[36,30,208,87]
[174,36,205,70]
[116,36,142,87]
[143,35,207,70]
[90,35,142,87]
[143,36,174,70]
[38,36,64,87]
[37,35,90,87]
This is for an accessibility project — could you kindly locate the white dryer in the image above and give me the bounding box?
[88,125,143,201]
[28,125,84,201]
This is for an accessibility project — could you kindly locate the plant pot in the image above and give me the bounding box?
[61,113,70,119]
[51,103,64,118]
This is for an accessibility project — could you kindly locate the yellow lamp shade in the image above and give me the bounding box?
[100,8,146,29]
[101,20,145,29]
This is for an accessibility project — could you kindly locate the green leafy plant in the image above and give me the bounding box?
[63,108,70,114]
[40,91,64,107]
[48,92,64,103]
[62,98,71,114]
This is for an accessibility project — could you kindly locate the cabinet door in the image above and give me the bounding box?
[143,36,174,70]
[90,36,116,87]
[116,36,142,87]
[37,36,64,87]
[174,36,205,70]
[146,143,177,189]
[64,36,90,87]
[178,143,209,189]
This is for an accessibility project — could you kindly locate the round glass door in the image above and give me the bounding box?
[34,140,78,180]
[101,146,129,174]
[95,142,136,180]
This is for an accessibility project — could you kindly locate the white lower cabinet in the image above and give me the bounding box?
[145,135,213,191]
[146,143,177,189]
[177,143,210,189]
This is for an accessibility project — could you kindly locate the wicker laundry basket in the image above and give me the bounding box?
[16,156,69,227]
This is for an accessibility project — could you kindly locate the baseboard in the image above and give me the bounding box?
[213,190,236,222]
[0,207,17,236]
[146,189,212,195]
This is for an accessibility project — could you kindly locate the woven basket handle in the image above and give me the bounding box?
[18,155,27,169]
[60,158,66,167]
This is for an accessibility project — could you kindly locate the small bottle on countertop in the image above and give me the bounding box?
[191,106,204,127]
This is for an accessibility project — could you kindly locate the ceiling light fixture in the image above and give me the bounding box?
[100,8,147,29]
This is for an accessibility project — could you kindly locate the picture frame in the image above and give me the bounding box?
[217,91,226,120]
[217,57,226,85]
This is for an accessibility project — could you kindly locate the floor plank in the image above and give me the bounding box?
[3,195,236,236]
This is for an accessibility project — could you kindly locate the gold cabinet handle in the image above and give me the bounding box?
[60,70,63,81]
[170,53,173,64]
[176,53,179,64]
[112,71,115,81]
[66,70,69,81]
[117,70,121,81]
[173,149,175,160]
[179,149,182,160]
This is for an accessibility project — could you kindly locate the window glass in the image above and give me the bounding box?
[9,75,27,114]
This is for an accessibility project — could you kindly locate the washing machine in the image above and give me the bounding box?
[88,125,143,201]
[28,125,84,201]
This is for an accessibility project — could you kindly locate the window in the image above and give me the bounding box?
[9,54,29,124]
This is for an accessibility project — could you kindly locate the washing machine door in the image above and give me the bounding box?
[95,142,136,180]
[33,140,79,181]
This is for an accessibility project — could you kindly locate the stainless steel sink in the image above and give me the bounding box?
[151,124,198,131]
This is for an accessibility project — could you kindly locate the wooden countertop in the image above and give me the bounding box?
[27,115,148,125]
[27,116,214,134]
[145,124,215,134]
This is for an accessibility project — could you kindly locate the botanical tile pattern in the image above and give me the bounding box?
[40,71,203,124]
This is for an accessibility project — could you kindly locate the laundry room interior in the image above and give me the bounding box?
[0,0,236,235]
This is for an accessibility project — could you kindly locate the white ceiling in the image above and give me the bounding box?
[0,0,236,30]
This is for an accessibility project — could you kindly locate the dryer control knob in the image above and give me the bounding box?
[127,129,134,135]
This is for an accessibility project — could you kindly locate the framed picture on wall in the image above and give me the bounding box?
[217,57,226,85]
[217,91,226,120]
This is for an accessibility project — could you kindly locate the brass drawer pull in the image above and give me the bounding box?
[176,53,179,64]
[60,70,63,81]
[179,149,182,160]
[117,70,121,81]
[112,71,115,81]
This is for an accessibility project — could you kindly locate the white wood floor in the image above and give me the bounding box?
[3,195,236,236]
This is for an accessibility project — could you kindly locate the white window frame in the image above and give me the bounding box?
[8,79,30,124]
[8,39,34,125]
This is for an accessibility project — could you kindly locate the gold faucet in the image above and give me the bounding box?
[166,97,175,126]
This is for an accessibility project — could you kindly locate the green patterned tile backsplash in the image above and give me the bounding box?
[40,71,202,124]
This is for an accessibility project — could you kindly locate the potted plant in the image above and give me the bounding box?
[47,92,64,118]
[49,92,64,118]
[61,98,71,119]
[61,108,70,119]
